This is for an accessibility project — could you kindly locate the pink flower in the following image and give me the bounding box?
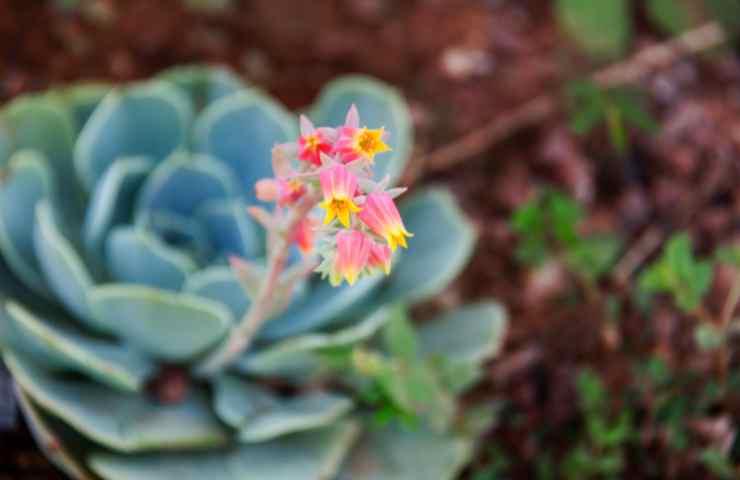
[318,164,361,228]
[368,242,392,275]
[358,192,413,251]
[291,218,315,254]
[331,230,372,286]
[297,115,334,166]
[277,178,306,207]
[332,106,391,164]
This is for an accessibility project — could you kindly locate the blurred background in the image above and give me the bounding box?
[1,0,740,478]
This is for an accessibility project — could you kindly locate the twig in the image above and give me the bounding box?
[412,22,726,180]
[613,227,665,287]
[196,194,320,376]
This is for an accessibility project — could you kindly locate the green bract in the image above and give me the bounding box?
[0,65,506,480]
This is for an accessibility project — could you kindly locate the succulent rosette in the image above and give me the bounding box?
[0,65,506,480]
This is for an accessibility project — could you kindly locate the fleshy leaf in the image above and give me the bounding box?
[83,156,153,261]
[159,65,246,111]
[5,351,229,452]
[88,285,232,361]
[35,200,102,331]
[136,209,213,264]
[184,266,250,321]
[195,198,262,260]
[418,301,507,393]
[193,91,296,204]
[257,273,384,341]
[89,421,360,480]
[212,374,275,428]
[75,81,193,191]
[213,374,353,442]
[381,188,476,304]
[1,302,155,392]
[62,83,112,131]
[310,76,412,185]
[15,386,95,480]
[106,227,198,291]
[0,150,53,295]
[136,152,238,217]
[4,93,84,218]
[337,422,474,480]
[237,306,391,380]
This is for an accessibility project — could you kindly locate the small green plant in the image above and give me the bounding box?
[561,369,634,480]
[556,0,737,60]
[639,233,713,314]
[511,190,622,283]
[567,81,658,153]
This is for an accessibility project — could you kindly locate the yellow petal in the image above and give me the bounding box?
[338,206,351,228]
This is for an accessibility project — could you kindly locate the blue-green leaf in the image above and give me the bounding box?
[83,156,153,261]
[159,65,246,111]
[337,421,473,480]
[213,374,352,442]
[3,94,84,217]
[184,266,250,321]
[34,200,100,330]
[136,152,238,217]
[193,91,296,203]
[88,285,232,361]
[62,83,112,131]
[310,76,412,185]
[89,421,360,480]
[237,306,391,380]
[15,387,95,480]
[381,188,476,304]
[106,227,198,291]
[1,302,155,392]
[418,301,507,393]
[75,81,193,191]
[136,209,213,264]
[5,351,229,452]
[0,151,53,295]
[195,198,262,260]
[258,273,384,341]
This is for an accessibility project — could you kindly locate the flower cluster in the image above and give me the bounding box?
[255,106,412,287]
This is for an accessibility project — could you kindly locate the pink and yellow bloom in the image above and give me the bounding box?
[277,177,306,207]
[333,105,391,164]
[318,164,361,228]
[358,192,413,251]
[368,242,392,275]
[298,130,333,166]
[331,230,371,286]
[334,127,391,164]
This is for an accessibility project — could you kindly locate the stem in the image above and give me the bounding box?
[717,270,740,381]
[196,194,320,376]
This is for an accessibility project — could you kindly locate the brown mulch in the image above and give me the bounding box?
[1,0,740,478]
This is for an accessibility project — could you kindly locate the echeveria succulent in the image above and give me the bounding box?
[0,65,507,480]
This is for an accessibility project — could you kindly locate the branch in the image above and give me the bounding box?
[409,22,726,182]
[196,194,320,376]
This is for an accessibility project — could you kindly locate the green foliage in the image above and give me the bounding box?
[567,81,658,152]
[556,0,632,60]
[715,244,740,267]
[700,448,736,479]
[511,190,622,282]
[639,232,713,313]
[646,0,695,35]
[561,369,633,479]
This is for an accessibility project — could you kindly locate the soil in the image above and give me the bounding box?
[1,0,739,478]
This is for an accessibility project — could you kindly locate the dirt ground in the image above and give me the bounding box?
[1,0,739,478]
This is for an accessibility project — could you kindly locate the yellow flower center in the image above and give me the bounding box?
[304,134,321,151]
[319,196,361,228]
[358,131,377,153]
